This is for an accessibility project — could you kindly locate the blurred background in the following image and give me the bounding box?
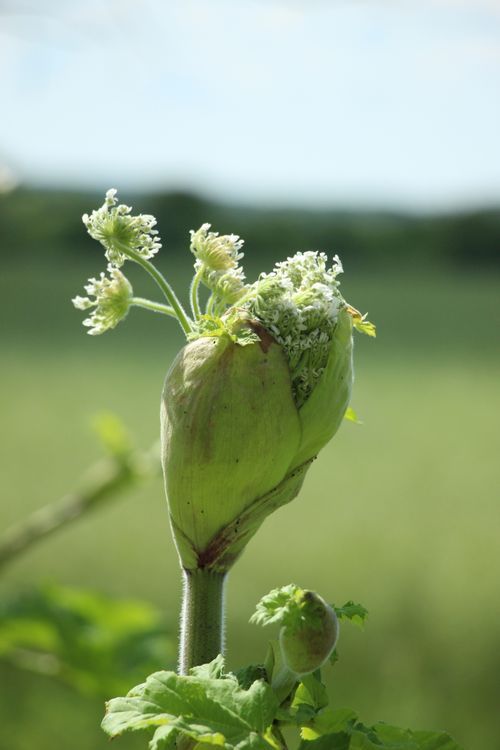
[1,1,499,749]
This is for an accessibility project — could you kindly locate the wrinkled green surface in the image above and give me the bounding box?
[102,659,278,749]
[161,333,301,562]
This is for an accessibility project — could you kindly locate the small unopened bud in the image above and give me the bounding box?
[251,584,339,676]
[279,590,338,676]
[190,223,244,271]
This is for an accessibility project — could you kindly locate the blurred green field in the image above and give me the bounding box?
[0,259,499,750]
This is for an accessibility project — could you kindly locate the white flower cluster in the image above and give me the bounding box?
[190,223,244,271]
[190,223,247,306]
[246,251,345,406]
[82,189,161,267]
[72,265,132,335]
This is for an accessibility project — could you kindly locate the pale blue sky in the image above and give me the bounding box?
[1,0,500,209]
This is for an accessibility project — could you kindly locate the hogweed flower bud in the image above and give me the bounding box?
[197,265,247,307]
[189,223,248,315]
[75,190,375,573]
[190,223,244,272]
[251,584,339,676]
[279,590,338,675]
[72,265,132,335]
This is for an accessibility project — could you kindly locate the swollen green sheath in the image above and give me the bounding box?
[161,308,355,569]
[161,328,301,563]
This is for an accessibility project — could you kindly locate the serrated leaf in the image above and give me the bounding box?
[371,723,418,748]
[189,315,260,348]
[149,724,179,749]
[301,708,358,740]
[297,721,463,750]
[298,733,350,749]
[333,602,369,629]
[237,733,277,750]
[412,729,464,750]
[102,662,278,749]
[190,654,226,680]
[250,584,302,628]
[233,663,268,690]
[294,673,328,711]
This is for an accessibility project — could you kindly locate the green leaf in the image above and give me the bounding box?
[301,708,358,740]
[149,724,179,749]
[354,319,376,337]
[250,584,302,628]
[232,664,268,690]
[328,648,340,666]
[189,314,260,347]
[411,729,464,750]
[344,407,362,424]
[298,733,351,749]
[297,721,463,750]
[102,660,279,749]
[347,306,376,338]
[190,654,226,680]
[293,673,329,711]
[369,723,418,748]
[333,601,369,629]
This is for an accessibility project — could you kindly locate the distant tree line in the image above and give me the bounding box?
[1,187,499,271]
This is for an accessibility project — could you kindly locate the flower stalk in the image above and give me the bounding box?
[189,265,204,320]
[179,568,227,675]
[130,298,177,318]
[110,241,192,334]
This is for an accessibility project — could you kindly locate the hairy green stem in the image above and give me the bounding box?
[205,293,215,316]
[131,297,177,317]
[112,240,192,334]
[179,568,227,674]
[189,267,203,320]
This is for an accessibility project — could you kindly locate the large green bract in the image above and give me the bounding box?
[161,310,353,570]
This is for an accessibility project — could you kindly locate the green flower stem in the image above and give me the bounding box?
[205,293,215,316]
[112,240,192,334]
[131,297,177,318]
[179,568,227,675]
[189,267,203,320]
[271,664,299,705]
